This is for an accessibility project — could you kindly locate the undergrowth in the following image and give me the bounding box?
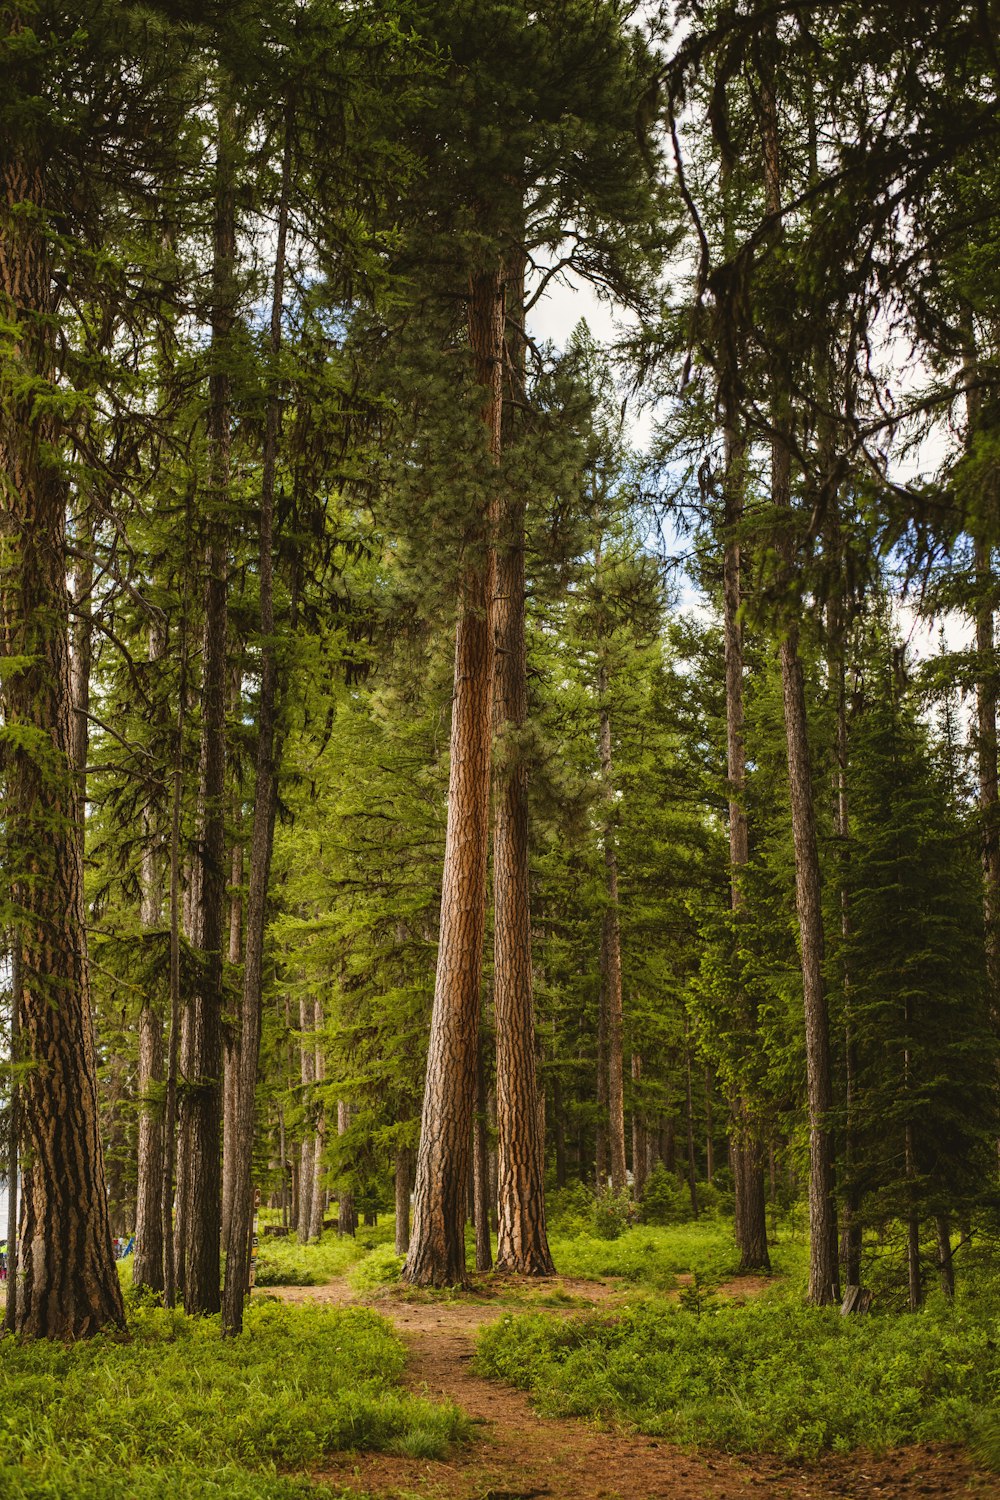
[0,1298,466,1498]
[474,1293,1000,1460]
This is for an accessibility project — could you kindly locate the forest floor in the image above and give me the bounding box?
[269,1275,993,1500]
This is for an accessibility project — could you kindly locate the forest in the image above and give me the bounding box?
[2,1,1000,1497]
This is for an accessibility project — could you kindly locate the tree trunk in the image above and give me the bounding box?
[936,1216,955,1299]
[631,1054,647,1200]
[597,659,627,1196]
[704,1067,715,1184]
[298,995,315,1243]
[473,1032,493,1271]
[337,1099,356,1237]
[177,95,237,1317]
[492,248,554,1275]
[4,939,21,1332]
[0,146,123,1339]
[596,979,609,1188]
[221,831,243,1257]
[759,55,838,1306]
[403,266,503,1287]
[683,1029,699,1217]
[161,627,186,1307]
[394,1149,412,1256]
[134,824,165,1295]
[308,1001,326,1244]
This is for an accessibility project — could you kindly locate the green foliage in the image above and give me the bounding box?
[591,1188,637,1240]
[475,1296,1000,1458]
[0,1299,467,1497]
[638,1163,697,1226]
[253,1230,367,1287]
[348,1243,405,1296]
[546,1220,762,1292]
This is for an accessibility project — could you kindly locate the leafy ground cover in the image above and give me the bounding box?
[474,1291,1000,1460]
[0,1297,466,1499]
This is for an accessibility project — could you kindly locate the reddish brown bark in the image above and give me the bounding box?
[403,267,503,1286]
[0,148,123,1338]
[492,249,554,1276]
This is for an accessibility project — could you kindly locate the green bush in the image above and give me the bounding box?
[592,1188,637,1240]
[639,1164,695,1226]
[0,1299,467,1498]
[475,1296,1000,1458]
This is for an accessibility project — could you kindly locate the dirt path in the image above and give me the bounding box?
[271,1277,993,1500]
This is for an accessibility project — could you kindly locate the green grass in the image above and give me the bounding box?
[0,1298,467,1499]
[546,1218,805,1293]
[254,1222,391,1287]
[474,1292,1000,1459]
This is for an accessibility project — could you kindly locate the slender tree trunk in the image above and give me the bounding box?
[177,95,237,1317]
[493,247,554,1274]
[759,55,838,1306]
[308,1000,326,1243]
[631,1054,647,1200]
[403,266,503,1286]
[597,657,627,1196]
[596,980,609,1187]
[4,939,21,1332]
[704,1068,715,1184]
[221,831,243,1256]
[683,1029,699,1217]
[720,417,771,1270]
[161,628,185,1307]
[298,995,315,1244]
[337,1100,356,1237]
[134,824,165,1295]
[394,1149,412,1256]
[0,146,123,1339]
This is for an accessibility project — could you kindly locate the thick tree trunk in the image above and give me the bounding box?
[403,266,503,1287]
[0,153,124,1338]
[492,250,554,1275]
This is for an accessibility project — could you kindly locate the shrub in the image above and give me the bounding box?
[638,1164,695,1226]
[0,1300,467,1498]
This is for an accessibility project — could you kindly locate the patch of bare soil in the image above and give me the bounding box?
[270,1278,994,1500]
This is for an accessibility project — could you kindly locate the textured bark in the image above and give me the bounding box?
[473,1033,493,1271]
[219,122,289,1327]
[595,980,609,1187]
[403,267,503,1287]
[161,642,185,1306]
[394,1149,412,1255]
[492,249,554,1275]
[720,417,770,1271]
[176,97,236,1316]
[759,54,838,1307]
[936,1216,955,1299]
[0,149,123,1338]
[221,833,243,1256]
[4,940,21,1332]
[134,833,165,1295]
